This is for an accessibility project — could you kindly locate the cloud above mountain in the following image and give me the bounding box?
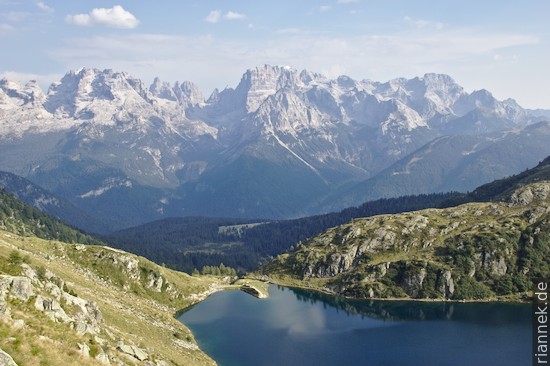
[65,5,139,29]
[205,10,247,23]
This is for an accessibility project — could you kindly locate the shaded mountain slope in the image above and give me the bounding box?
[0,171,114,234]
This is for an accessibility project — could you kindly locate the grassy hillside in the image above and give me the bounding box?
[0,189,101,245]
[0,190,233,365]
[256,182,550,301]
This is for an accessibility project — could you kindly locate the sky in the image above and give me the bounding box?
[1,1,549,109]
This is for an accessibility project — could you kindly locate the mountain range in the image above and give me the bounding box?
[1,65,549,231]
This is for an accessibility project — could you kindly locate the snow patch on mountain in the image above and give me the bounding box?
[0,65,542,201]
[79,178,133,198]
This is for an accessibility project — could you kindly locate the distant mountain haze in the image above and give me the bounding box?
[0,65,549,228]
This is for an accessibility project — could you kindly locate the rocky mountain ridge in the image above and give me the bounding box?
[257,181,550,301]
[1,65,549,228]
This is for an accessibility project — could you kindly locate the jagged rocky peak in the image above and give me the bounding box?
[0,78,45,107]
[502,98,523,110]
[44,67,109,115]
[417,73,464,103]
[452,88,529,122]
[468,89,497,107]
[380,99,427,134]
[374,77,412,102]
[299,69,327,85]
[368,73,466,121]
[420,73,460,88]
[376,73,463,102]
[235,64,304,113]
[149,77,177,101]
[149,78,204,106]
[336,75,357,89]
[412,73,465,117]
[174,80,204,106]
[255,89,325,132]
[45,68,152,116]
[207,88,220,103]
[0,78,23,96]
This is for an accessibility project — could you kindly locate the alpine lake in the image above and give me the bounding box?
[178,284,531,366]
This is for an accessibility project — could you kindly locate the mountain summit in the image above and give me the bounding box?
[0,65,548,229]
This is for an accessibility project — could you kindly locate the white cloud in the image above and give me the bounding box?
[493,53,518,63]
[49,27,540,106]
[207,10,247,23]
[36,1,53,13]
[205,10,221,23]
[319,5,331,12]
[275,28,305,35]
[0,23,15,34]
[224,11,246,20]
[404,16,444,30]
[65,5,139,29]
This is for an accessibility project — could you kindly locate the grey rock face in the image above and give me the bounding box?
[0,348,18,366]
[34,295,72,323]
[146,271,164,292]
[509,182,550,207]
[95,348,111,365]
[0,277,34,301]
[117,342,149,361]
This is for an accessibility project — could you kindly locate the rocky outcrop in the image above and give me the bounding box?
[1,263,103,337]
[0,276,34,301]
[0,212,222,366]
[0,348,18,366]
[34,295,71,323]
[145,271,164,292]
[117,342,149,361]
[84,248,173,296]
[508,182,550,207]
[0,259,164,365]
[262,182,550,301]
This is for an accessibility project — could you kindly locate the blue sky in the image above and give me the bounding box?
[1,1,549,108]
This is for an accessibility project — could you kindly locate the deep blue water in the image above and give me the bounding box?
[178,285,531,366]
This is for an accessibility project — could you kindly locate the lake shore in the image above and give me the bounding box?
[246,274,532,304]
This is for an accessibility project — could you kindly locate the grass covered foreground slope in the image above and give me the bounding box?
[0,190,226,365]
[257,181,550,301]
